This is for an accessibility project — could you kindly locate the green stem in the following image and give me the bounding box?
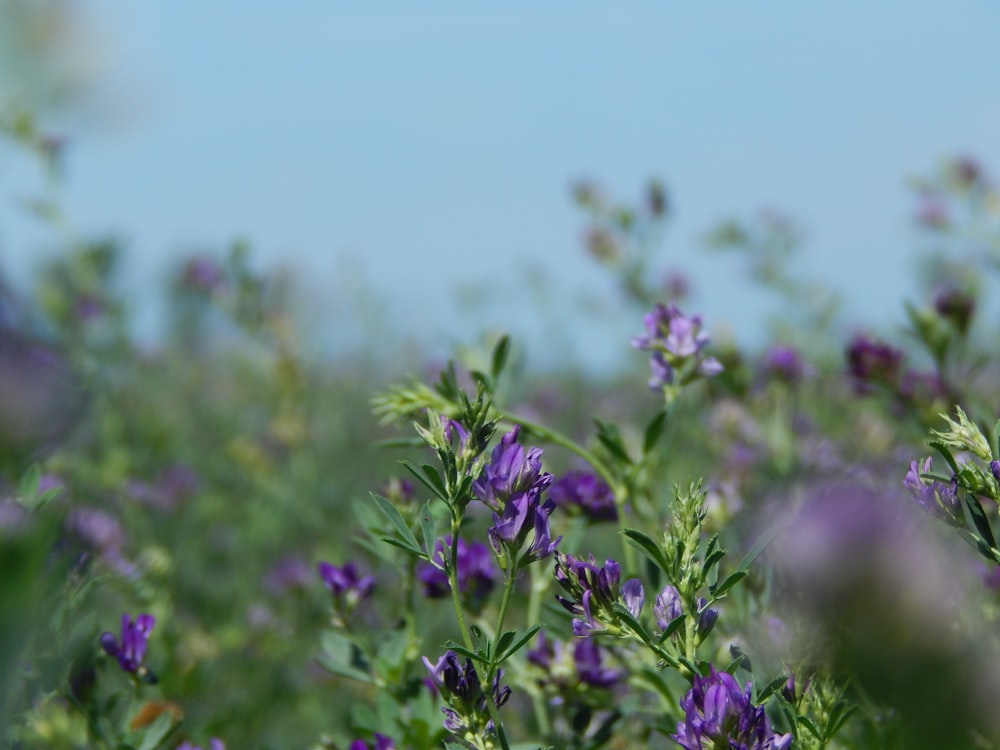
[525,564,552,738]
[448,520,512,750]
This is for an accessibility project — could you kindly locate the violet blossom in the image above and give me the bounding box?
[317,561,375,613]
[631,303,722,391]
[549,470,617,522]
[418,536,497,607]
[554,552,643,636]
[101,613,156,683]
[423,650,511,736]
[672,666,792,750]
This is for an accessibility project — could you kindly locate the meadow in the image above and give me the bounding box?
[4,105,1000,749]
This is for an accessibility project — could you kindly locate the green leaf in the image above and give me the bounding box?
[710,570,747,597]
[825,702,858,738]
[756,674,789,703]
[133,711,176,750]
[371,493,423,553]
[399,459,449,501]
[623,528,670,575]
[318,630,373,683]
[442,641,484,664]
[380,535,425,558]
[965,492,997,551]
[494,630,516,659]
[419,502,437,556]
[642,410,667,455]
[17,464,40,502]
[594,418,632,465]
[490,335,511,383]
[928,440,959,476]
[657,612,687,643]
[736,525,782,573]
[496,624,541,662]
[612,603,651,642]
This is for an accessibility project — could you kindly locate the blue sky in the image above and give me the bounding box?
[3,1,999,370]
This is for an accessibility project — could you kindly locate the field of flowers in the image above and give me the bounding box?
[5,104,1000,750]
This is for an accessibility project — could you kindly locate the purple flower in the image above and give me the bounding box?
[762,345,810,385]
[549,471,617,522]
[101,613,156,683]
[672,666,792,750]
[554,553,640,636]
[348,734,394,750]
[317,561,375,612]
[654,585,683,631]
[181,257,225,293]
[572,638,623,688]
[903,457,963,526]
[845,334,903,393]
[418,536,497,606]
[473,426,553,512]
[487,490,561,564]
[933,286,975,334]
[696,597,720,639]
[423,651,511,736]
[631,303,722,390]
[264,555,312,595]
[177,740,225,750]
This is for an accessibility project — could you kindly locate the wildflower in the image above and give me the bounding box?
[549,470,617,522]
[845,334,903,393]
[696,597,720,639]
[654,585,683,632]
[181,257,224,294]
[418,536,497,606]
[264,555,312,595]
[317,561,375,613]
[348,734,394,750]
[473,426,552,513]
[176,740,225,750]
[934,286,975,335]
[762,345,810,385]
[487,490,561,565]
[554,553,642,636]
[672,666,792,750]
[101,613,156,683]
[903,457,963,526]
[423,650,511,736]
[572,638,623,688]
[631,303,722,391]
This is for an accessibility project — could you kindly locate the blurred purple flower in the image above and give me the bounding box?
[762,345,810,385]
[903,457,963,527]
[348,734,394,750]
[572,638,623,689]
[125,464,199,512]
[101,613,156,683]
[915,193,949,229]
[418,536,497,606]
[181,257,225,294]
[845,334,903,393]
[177,741,225,750]
[934,286,976,334]
[549,470,617,522]
[317,561,375,612]
[672,665,791,750]
[264,555,312,595]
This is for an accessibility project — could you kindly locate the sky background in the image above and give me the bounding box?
[2,1,999,371]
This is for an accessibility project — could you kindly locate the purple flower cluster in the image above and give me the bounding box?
[672,666,792,750]
[317,561,375,612]
[554,553,643,636]
[761,345,810,385]
[474,426,561,564]
[423,650,511,736]
[101,613,156,683]
[418,536,497,606]
[631,303,723,390]
[348,734,394,750]
[526,631,623,689]
[654,585,718,640]
[903,457,963,526]
[548,470,617,522]
[845,334,903,393]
